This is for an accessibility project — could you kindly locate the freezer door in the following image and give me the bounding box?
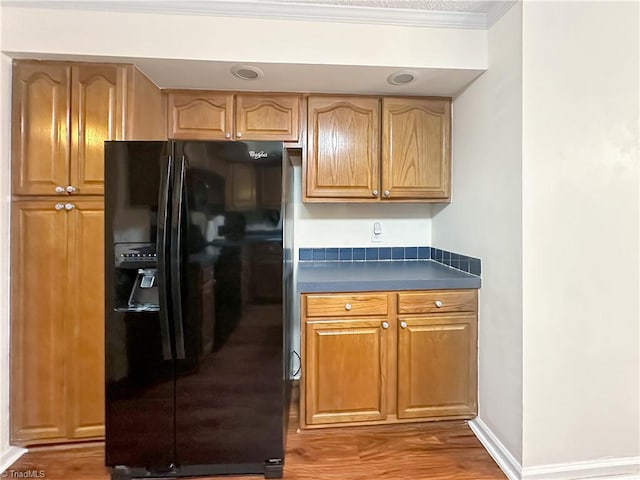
[104,141,176,469]
[173,141,285,471]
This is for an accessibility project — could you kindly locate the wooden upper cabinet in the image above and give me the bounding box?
[235,94,299,141]
[70,65,126,195]
[397,314,477,420]
[258,163,282,209]
[306,96,380,200]
[304,95,451,203]
[167,91,300,141]
[167,92,233,140]
[12,62,71,196]
[225,162,257,211]
[12,60,161,197]
[382,98,451,200]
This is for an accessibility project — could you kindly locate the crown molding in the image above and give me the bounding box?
[0,0,489,29]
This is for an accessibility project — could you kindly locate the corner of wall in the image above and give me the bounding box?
[432,0,524,468]
[0,47,16,466]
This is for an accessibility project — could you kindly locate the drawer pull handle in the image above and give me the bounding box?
[434,300,443,308]
[344,303,352,311]
[381,321,389,329]
[400,321,407,329]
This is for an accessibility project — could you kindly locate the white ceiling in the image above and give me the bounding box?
[135,59,485,96]
[3,0,512,95]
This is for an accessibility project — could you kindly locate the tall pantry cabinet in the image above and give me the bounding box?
[10,60,165,445]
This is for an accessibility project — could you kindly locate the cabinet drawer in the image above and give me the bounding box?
[398,290,476,314]
[305,294,387,318]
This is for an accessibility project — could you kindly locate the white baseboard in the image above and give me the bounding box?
[0,446,27,474]
[468,417,522,480]
[521,456,640,480]
[469,417,640,480]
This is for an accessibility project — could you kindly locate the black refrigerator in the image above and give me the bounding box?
[104,140,289,480]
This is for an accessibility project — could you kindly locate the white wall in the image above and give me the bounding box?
[0,3,24,466]
[432,2,523,464]
[1,6,486,71]
[294,180,432,249]
[289,165,432,362]
[0,0,8,457]
[521,0,640,471]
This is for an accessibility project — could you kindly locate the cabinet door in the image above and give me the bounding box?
[11,201,69,443]
[70,65,126,195]
[12,62,71,196]
[250,242,283,302]
[167,91,233,140]
[235,94,300,141]
[397,314,477,419]
[381,98,451,200]
[225,162,257,210]
[306,96,380,200]
[66,200,105,439]
[305,318,388,425]
[258,164,282,209]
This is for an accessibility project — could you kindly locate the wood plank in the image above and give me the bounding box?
[4,387,505,480]
[10,201,69,443]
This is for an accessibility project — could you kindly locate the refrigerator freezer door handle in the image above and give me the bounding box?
[157,155,174,361]
[170,155,186,360]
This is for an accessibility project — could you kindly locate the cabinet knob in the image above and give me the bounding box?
[236,132,242,139]
[434,300,443,308]
[64,203,75,211]
[344,303,352,311]
[383,190,390,197]
[400,321,407,329]
[54,203,65,211]
[55,186,65,194]
[224,132,232,139]
[66,185,77,194]
[381,321,389,329]
[372,190,378,196]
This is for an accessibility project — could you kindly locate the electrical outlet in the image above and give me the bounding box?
[371,221,382,243]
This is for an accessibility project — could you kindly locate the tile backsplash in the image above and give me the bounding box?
[298,246,481,276]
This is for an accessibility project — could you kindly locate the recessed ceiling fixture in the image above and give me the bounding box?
[231,64,264,81]
[387,70,417,85]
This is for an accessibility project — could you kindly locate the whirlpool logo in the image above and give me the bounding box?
[249,150,268,160]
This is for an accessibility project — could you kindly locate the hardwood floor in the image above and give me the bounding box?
[4,390,505,480]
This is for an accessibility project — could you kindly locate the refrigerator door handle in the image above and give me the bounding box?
[156,155,174,361]
[170,155,186,360]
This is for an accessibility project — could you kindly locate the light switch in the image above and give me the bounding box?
[371,221,382,242]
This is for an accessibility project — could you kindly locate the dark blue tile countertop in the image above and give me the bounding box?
[297,260,481,293]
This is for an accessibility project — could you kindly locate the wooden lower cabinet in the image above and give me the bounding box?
[305,318,388,425]
[301,290,477,428]
[11,199,105,445]
[397,315,477,419]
